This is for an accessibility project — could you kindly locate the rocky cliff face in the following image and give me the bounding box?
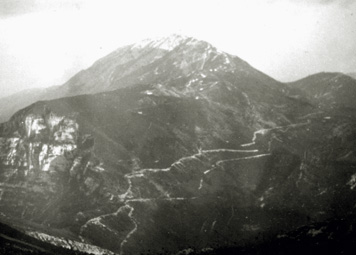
[1,36,356,254]
[0,108,108,226]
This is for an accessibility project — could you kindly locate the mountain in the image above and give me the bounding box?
[51,34,279,95]
[0,35,356,254]
[0,86,61,124]
[288,72,356,109]
[347,72,356,80]
[1,34,299,123]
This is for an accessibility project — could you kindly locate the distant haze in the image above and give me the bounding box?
[0,0,355,97]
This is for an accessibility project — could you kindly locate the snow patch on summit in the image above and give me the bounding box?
[132,34,189,51]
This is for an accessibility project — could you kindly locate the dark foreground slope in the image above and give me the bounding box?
[0,221,102,255]
[196,216,356,255]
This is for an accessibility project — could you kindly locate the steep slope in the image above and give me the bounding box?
[288,72,356,109]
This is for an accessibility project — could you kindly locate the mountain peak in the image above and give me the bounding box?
[0,35,277,122]
[52,34,276,99]
[132,34,192,51]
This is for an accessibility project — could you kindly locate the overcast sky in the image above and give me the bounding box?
[0,0,355,97]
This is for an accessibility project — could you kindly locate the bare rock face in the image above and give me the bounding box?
[0,108,112,230]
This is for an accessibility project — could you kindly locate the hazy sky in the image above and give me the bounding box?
[0,0,355,97]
